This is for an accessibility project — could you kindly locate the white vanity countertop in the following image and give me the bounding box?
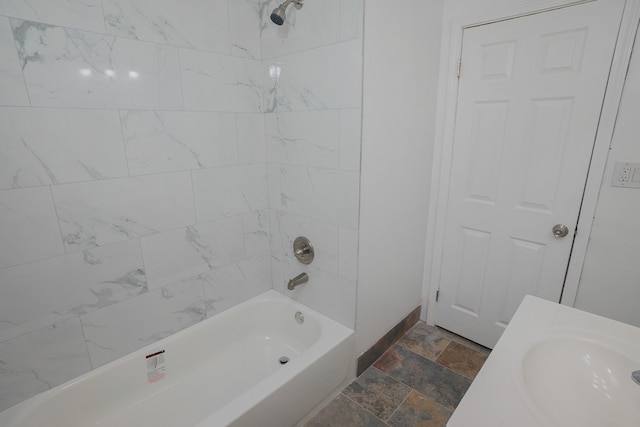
[447,295,640,427]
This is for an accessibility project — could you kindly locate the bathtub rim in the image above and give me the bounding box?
[0,289,355,427]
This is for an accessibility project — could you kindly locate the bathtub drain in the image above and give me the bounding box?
[279,356,290,365]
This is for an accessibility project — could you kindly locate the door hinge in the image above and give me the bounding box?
[456,60,462,78]
[436,288,440,302]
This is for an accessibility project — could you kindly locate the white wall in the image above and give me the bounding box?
[574,24,640,327]
[356,0,443,354]
[441,0,581,18]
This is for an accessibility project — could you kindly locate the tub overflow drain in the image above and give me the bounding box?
[279,356,290,365]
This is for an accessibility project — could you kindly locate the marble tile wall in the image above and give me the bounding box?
[0,0,364,412]
[262,0,363,329]
[0,0,268,412]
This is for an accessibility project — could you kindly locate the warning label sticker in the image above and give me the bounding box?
[145,350,166,383]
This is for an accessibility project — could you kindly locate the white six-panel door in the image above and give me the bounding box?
[436,0,625,348]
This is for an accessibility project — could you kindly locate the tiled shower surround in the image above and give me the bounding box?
[0,0,363,411]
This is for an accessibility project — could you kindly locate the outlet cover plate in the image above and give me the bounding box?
[612,162,640,188]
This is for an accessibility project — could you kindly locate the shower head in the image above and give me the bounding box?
[270,0,303,26]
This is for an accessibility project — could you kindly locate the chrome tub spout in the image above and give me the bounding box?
[287,272,308,290]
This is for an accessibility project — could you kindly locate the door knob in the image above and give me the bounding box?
[552,224,569,238]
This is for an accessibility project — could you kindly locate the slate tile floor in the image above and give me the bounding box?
[305,321,490,427]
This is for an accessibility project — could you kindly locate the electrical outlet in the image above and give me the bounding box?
[612,162,640,188]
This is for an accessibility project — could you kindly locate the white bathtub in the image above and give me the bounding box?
[0,290,355,427]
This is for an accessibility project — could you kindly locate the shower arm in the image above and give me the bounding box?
[289,0,304,10]
[277,0,303,11]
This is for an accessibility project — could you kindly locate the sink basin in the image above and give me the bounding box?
[518,333,640,426]
[448,296,640,427]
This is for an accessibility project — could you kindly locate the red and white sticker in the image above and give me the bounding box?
[145,350,166,383]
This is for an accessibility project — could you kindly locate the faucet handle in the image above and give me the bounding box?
[293,237,314,264]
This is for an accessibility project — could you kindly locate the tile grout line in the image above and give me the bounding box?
[434,338,489,381]
[436,325,491,355]
[379,330,474,413]
[339,392,393,426]
[382,388,413,424]
[434,338,453,366]
[308,323,490,426]
[363,366,414,424]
